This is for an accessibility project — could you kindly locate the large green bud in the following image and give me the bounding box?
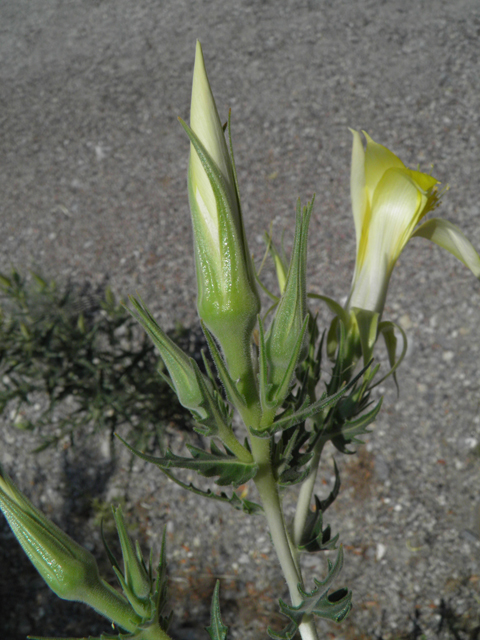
[0,464,140,633]
[180,41,260,388]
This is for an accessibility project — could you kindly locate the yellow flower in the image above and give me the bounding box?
[347,131,480,315]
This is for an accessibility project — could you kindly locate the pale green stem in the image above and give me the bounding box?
[250,436,319,640]
[292,439,326,548]
[83,578,143,633]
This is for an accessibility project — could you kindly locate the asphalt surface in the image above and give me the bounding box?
[1,1,480,639]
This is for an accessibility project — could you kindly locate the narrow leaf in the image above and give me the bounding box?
[206,581,229,640]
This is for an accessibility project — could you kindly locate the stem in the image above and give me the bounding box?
[250,436,319,640]
[293,439,326,548]
[84,578,143,633]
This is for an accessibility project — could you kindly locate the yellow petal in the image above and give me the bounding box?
[412,218,480,278]
[190,41,232,187]
[349,129,367,252]
[363,132,405,204]
[369,167,424,267]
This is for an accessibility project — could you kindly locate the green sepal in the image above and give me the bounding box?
[190,359,232,438]
[117,437,257,488]
[308,294,350,328]
[353,308,379,367]
[265,197,314,396]
[111,506,152,618]
[298,460,341,553]
[271,313,310,408]
[252,363,369,437]
[206,581,229,640]
[201,321,247,411]
[257,315,275,412]
[330,397,383,454]
[373,320,408,392]
[268,546,351,639]
[128,295,210,418]
[157,467,262,515]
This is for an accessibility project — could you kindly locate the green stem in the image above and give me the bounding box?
[83,578,143,633]
[250,436,319,640]
[292,438,326,548]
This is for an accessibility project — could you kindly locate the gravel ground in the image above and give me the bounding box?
[1,1,480,639]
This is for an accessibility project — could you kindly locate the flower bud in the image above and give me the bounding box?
[181,41,260,386]
[0,464,139,633]
[265,197,313,403]
[111,505,153,618]
[129,295,210,419]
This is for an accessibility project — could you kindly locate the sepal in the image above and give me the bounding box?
[128,296,211,419]
[264,198,314,404]
[206,581,229,640]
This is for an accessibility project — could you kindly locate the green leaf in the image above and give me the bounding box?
[269,546,351,639]
[117,436,257,488]
[206,581,229,640]
[252,362,371,437]
[298,461,341,553]
[273,426,314,487]
[330,397,383,454]
[156,467,262,515]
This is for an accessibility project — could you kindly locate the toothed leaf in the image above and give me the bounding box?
[117,436,257,488]
[206,581,229,640]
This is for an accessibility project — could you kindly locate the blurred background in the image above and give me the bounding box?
[1,1,479,639]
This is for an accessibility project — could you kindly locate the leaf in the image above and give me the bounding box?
[159,467,262,515]
[298,461,341,553]
[273,426,315,487]
[330,397,383,454]
[206,581,229,640]
[154,528,172,632]
[252,362,371,437]
[269,547,351,639]
[117,436,257,487]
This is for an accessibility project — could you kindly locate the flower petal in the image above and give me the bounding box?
[363,132,405,203]
[369,167,424,270]
[412,218,480,278]
[349,129,367,251]
[190,41,233,188]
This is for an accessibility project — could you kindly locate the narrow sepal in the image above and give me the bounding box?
[190,361,232,438]
[252,363,369,437]
[258,315,276,412]
[374,319,408,391]
[206,581,229,640]
[271,313,310,407]
[202,322,247,411]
